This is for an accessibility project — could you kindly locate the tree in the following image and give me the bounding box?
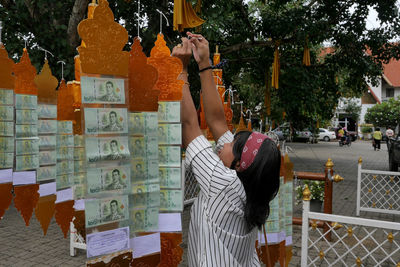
[1,0,400,128]
[365,97,400,128]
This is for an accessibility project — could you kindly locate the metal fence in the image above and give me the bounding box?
[301,190,400,267]
[183,168,199,206]
[357,157,400,216]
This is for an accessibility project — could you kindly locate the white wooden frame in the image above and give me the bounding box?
[356,160,400,216]
[70,220,87,256]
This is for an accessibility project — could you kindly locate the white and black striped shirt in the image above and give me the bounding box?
[185,131,260,267]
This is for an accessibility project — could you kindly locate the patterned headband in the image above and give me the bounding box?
[239,132,269,172]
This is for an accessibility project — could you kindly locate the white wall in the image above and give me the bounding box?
[360,104,374,124]
[366,77,382,102]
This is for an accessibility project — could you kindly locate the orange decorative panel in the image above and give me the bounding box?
[131,253,161,267]
[128,38,159,112]
[148,34,184,101]
[0,183,13,219]
[236,115,247,133]
[0,44,15,89]
[247,120,252,131]
[256,242,282,267]
[86,250,133,267]
[213,69,223,85]
[55,200,75,238]
[217,85,225,103]
[14,184,40,226]
[35,60,58,104]
[77,0,129,77]
[213,53,220,66]
[57,79,74,121]
[159,232,183,267]
[74,56,81,81]
[13,48,38,95]
[35,194,56,235]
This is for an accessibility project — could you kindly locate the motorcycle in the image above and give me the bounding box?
[339,136,351,147]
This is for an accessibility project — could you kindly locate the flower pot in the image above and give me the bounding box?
[310,199,323,212]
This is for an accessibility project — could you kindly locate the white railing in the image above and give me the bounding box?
[356,157,400,216]
[183,167,199,206]
[70,220,86,256]
[301,190,400,267]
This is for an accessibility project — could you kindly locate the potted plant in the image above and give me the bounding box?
[295,180,325,212]
[360,125,373,140]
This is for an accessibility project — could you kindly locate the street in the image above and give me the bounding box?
[0,140,398,266]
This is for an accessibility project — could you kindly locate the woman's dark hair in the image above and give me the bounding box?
[232,131,281,230]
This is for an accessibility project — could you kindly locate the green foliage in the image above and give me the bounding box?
[1,0,400,129]
[295,180,325,204]
[361,126,373,134]
[344,99,362,122]
[365,97,400,128]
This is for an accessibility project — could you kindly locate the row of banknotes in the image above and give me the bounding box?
[85,190,183,228]
[0,95,57,118]
[0,93,14,169]
[2,120,74,137]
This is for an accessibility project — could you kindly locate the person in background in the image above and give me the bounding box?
[386,127,394,139]
[173,33,281,266]
[373,127,382,151]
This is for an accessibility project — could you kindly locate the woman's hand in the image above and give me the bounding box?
[171,37,192,72]
[187,32,210,69]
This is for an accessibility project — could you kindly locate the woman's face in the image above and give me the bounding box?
[218,142,235,169]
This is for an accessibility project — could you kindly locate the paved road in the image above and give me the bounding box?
[0,140,398,266]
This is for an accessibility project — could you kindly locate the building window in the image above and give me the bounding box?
[386,88,394,98]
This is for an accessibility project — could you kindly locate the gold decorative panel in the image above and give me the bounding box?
[128,38,159,112]
[86,250,133,267]
[77,0,129,77]
[14,184,39,226]
[148,34,184,101]
[0,44,14,89]
[35,60,58,104]
[55,200,75,238]
[13,48,38,95]
[159,232,183,267]
[35,194,56,235]
[0,183,13,219]
[57,79,75,120]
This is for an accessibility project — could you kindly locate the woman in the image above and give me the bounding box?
[172,33,281,266]
[373,127,382,151]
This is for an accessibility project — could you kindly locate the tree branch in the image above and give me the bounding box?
[0,0,13,9]
[67,0,90,49]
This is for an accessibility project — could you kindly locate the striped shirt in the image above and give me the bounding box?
[185,131,260,267]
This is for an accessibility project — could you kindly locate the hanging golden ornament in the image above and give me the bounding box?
[57,79,75,121]
[74,56,81,81]
[35,59,58,104]
[13,48,38,95]
[129,38,160,112]
[173,0,205,32]
[35,194,56,235]
[0,43,15,89]
[265,70,271,116]
[213,45,220,66]
[224,98,234,132]
[77,0,129,76]
[14,184,40,226]
[55,200,75,238]
[247,120,252,131]
[236,115,247,133]
[271,42,280,89]
[148,34,184,101]
[302,37,311,66]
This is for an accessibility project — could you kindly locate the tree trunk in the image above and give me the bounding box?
[67,0,90,50]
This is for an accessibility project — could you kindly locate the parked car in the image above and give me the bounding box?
[294,129,318,143]
[271,123,291,141]
[318,128,336,142]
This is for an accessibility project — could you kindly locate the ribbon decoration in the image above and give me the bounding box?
[271,41,280,89]
[173,0,205,32]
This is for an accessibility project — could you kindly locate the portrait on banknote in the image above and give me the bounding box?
[81,77,125,104]
[106,169,127,190]
[133,210,145,231]
[104,199,125,222]
[105,139,124,160]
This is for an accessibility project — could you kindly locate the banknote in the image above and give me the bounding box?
[57,135,74,147]
[74,135,85,147]
[39,135,56,150]
[131,183,160,208]
[57,147,74,161]
[84,108,128,135]
[86,136,130,163]
[0,89,14,105]
[74,147,85,161]
[57,121,73,134]
[38,120,57,134]
[87,165,131,196]
[158,101,180,123]
[85,195,129,228]
[0,122,14,137]
[128,112,158,136]
[74,184,86,199]
[74,173,86,185]
[158,124,182,145]
[38,104,57,119]
[265,220,280,233]
[74,160,86,174]
[0,137,14,153]
[15,154,39,171]
[39,150,56,166]
[57,160,74,175]
[37,165,57,181]
[131,158,158,184]
[56,174,73,190]
[81,76,125,104]
[0,106,14,121]
[16,124,38,138]
[158,146,181,167]
[15,94,37,109]
[159,167,181,189]
[16,138,39,155]
[16,109,38,125]
[0,153,14,168]
[129,136,158,160]
[159,189,183,212]
[129,207,159,233]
